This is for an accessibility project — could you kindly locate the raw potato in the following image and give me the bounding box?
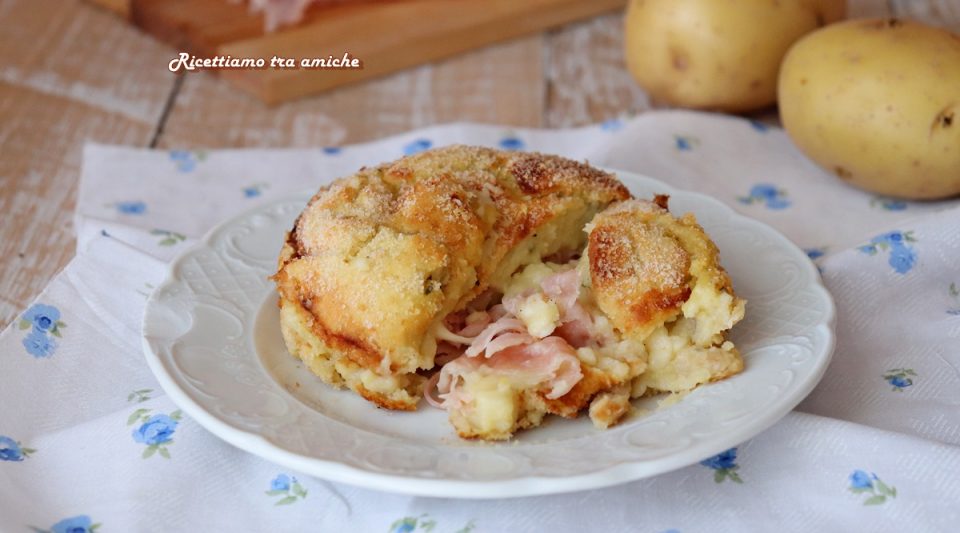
[624,0,845,112]
[779,19,960,199]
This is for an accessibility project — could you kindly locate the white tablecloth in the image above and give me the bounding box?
[2,111,959,532]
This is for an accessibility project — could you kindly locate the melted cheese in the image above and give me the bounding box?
[632,318,741,394]
[516,293,560,338]
[503,261,562,298]
[681,279,744,346]
[461,375,520,436]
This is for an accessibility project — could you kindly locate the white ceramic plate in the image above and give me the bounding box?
[142,169,835,499]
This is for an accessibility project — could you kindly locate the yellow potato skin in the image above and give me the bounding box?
[624,0,845,112]
[779,19,960,199]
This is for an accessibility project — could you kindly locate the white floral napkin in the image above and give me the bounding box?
[3,111,960,532]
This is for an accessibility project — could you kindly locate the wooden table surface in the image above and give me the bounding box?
[1,0,957,329]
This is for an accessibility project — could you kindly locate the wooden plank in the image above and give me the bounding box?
[0,84,159,329]
[0,0,177,329]
[846,0,892,18]
[128,0,624,104]
[128,0,412,54]
[157,34,545,148]
[87,0,131,18]
[544,12,654,128]
[131,0,258,56]
[0,0,177,123]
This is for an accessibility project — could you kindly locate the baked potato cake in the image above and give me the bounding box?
[274,145,745,440]
[273,145,630,411]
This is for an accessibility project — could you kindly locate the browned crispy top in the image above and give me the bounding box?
[273,145,630,375]
[588,198,705,339]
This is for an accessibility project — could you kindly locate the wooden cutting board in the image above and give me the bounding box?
[89,0,627,104]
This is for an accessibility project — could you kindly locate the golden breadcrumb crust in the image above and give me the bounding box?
[588,199,746,397]
[273,145,629,410]
[588,384,632,429]
[587,197,738,342]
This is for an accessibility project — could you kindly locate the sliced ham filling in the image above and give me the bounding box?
[427,264,609,410]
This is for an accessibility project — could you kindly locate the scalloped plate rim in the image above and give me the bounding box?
[141,167,836,499]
